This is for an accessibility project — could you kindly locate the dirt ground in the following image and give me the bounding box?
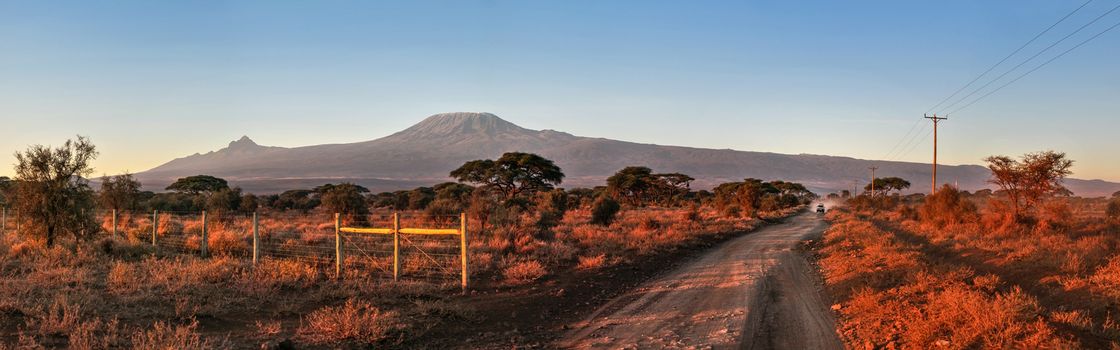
[559,212,841,349]
[417,211,841,349]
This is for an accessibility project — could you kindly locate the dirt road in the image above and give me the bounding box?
[560,212,842,349]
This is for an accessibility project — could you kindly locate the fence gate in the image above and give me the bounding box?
[336,212,468,289]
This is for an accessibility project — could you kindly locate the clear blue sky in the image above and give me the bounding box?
[2,1,1118,180]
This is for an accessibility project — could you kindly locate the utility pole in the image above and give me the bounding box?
[924,114,948,194]
[868,167,878,197]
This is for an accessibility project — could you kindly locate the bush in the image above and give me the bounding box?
[298,299,401,345]
[590,196,621,226]
[918,185,977,227]
[1036,200,1072,232]
[1107,199,1120,222]
[130,319,216,349]
[502,260,547,284]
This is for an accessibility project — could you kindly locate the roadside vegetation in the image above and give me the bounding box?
[0,136,814,348]
[819,151,1120,348]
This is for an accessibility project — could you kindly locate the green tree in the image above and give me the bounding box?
[13,136,99,246]
[590,196,621,226]
[985,151,1074,218]
[606,166,657,206]
[450,152,564,199]
[272,189,320,212]
[206,187,243,216]
[0,176,13,208]
[320,183,370,222]
[864,177,911,196]
[713,178,779,218]
[606,167,693,206]
[166,175,229,195]
[99,173,142,211]
[239,193,259,213]
[407,187,435,210]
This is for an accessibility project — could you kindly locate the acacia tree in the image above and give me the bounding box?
[863,177,911,196]
[99,173,142,211]
[984,151,1073,218]
[166,175,229,195]
[319,183,370,223]
[606,166,657,206]
[450,152,564,199]
[606,166,693,206]
[713,178,776,218]
[13,136,99,246]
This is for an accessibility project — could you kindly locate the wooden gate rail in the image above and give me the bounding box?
[335,212,468,290]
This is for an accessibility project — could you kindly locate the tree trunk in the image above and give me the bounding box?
[46,224,55,247]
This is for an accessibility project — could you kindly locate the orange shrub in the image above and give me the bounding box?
[576,254,606,270]
[502,259,546,284]
[298,299,401,345]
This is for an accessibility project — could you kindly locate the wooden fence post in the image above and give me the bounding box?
[252,212,259,265]
[335,213,342,278]
[111,209,118,237]
[151,210,158,245]
[393,213,400,281]
[200,211,208,257]
[460,212,469,291]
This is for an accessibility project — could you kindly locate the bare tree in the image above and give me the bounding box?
[984,151,1073,219]
[14,136,99,246]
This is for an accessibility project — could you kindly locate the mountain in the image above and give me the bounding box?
[135,112,1120,196]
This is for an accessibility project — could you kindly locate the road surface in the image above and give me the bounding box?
[560,212,842,349]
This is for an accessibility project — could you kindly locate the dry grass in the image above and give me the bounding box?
[820,196,1120,348]
[502,259,547,284]
[297,299,402,345]
[0,204,795,347]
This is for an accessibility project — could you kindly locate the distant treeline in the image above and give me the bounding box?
[0,136,817,246]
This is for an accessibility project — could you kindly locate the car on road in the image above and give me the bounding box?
[816,204,826,213]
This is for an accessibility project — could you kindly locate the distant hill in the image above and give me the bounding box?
[135,112,1120,196]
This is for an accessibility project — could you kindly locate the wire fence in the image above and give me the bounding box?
[6,208,471,287]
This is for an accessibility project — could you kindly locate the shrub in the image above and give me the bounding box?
[502,260,547,284]
[130,319,216,349]
[1035,200,1072,232]
[590,197,621,226]
[1107,198,1120,222]
[206,229,248,256]
[918,185,977,227]
[577,254,606,270]
[298,299,401,345]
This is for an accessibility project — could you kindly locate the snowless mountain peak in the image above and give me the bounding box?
[399,112,530,138]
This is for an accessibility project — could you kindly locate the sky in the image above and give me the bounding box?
[1,0,1118,180]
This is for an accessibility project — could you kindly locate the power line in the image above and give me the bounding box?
[893,126,933,161]
[937,1,1120,114]
[881,118,923,159]
[949,16,1120,115]
[924,0,1094,115]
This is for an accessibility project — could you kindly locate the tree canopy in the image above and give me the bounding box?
[319,182,370,222]
[13,136,99,246]
[450,152,564,198]
[713,178,814,218]
[605,166,693,206]
[99,173,142,211]
[864,177,911,195]
[984,151,1073,218]
[166,175,229,195]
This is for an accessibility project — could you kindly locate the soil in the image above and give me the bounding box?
[410,211,841,349]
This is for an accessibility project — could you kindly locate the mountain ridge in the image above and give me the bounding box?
[135,112,1120,196]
